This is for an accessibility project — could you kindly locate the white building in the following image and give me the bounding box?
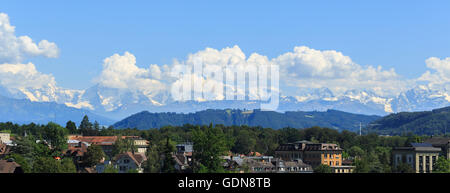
[0,133,11,144]
[114,152,147,173]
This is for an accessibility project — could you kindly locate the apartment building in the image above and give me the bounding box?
[392,143,441,173]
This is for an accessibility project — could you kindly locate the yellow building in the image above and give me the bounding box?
[275,141,352,173]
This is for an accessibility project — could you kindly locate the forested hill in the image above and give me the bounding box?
[113,109,380,130]
[368,106,450,135]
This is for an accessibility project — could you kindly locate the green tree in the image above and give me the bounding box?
[192,124,228,173]
[4,154,31,173]
[314,164,333,173]
[60,158,77,173]
[433,156,450,173]
[80,115,93,136]
[104,164,119,173]
[161,137,176,173]
[32,157,61,173]
[394,163,415,173]
[145,145,161,173]
[83,145,105,167]
[232,129,256,154]
[112,136,136,157]
[31,157,76,173]
[66,121,78,134]
[348,146,365,158]
[354,158,370,173]
[42,122,68,154]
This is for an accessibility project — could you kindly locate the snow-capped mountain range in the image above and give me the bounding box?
[1,84,450,121]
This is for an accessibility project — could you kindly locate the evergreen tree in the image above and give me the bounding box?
[66,120,78,134]
[79,115,93,136]
[161,137,176,173]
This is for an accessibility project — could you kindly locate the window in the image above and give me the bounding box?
[336,161,339,166]
[124,159,130,164]
[432,156,437,169]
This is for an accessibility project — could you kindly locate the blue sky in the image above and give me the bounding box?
[1,0,450,90]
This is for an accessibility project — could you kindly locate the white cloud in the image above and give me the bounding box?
[0,13,59,63]
[273,46,408,97]
[169,46,277,102]
[0,63,56,90]
[168,45,408,100]
[97,52,166,96]
[418,57,450,89]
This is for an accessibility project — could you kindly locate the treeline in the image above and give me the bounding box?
[113,109,380,131]
[369,106,450,135]
[1,115,447,173]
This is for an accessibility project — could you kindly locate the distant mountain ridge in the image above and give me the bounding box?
[2,83,450,121]
[0,94,114,126]
[113,109,381,131]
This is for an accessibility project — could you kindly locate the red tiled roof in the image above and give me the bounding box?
[68,135,143,146]
[68,136,119,145]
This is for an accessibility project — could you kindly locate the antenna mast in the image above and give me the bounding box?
[359,122,362,136]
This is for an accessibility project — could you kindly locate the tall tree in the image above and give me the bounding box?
[192,124,228,173]
[145,144,161,173]
[161,137,176,173]
[66,121,77,134]
[42,122,68,154]
[83,145,105,167]
[79,115,93,136]
[112,136,136,157]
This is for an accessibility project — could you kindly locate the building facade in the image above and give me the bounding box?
[275,141,343,168]
[0,133,11,144]
[392,143,441,173]
[114,152,147,173]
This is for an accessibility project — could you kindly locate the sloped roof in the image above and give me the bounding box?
[424,137,450,146]
[0,160,21,173]
[411,143,433,147]
[115,152,147,166]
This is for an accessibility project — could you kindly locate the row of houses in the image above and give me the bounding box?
[65,135,150,173]
[173,140,354,173]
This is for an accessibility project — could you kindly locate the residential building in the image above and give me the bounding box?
[68,135,149,157]
[224,155,313,173]
[65,139,90,169]
[392,143,441,173]
[0,143,11,159]
[68,135,118,157]
[0,159,23,173]
[274,159,313,173]
[131,137,150,154]
[173,143,194,172]
[0,133,11,144]
[424,137,450,159]
[275,141,343,168]
[114,152,147,173]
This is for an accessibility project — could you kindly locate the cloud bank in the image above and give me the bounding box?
[0,13,59,64]
[1,12,449,109]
